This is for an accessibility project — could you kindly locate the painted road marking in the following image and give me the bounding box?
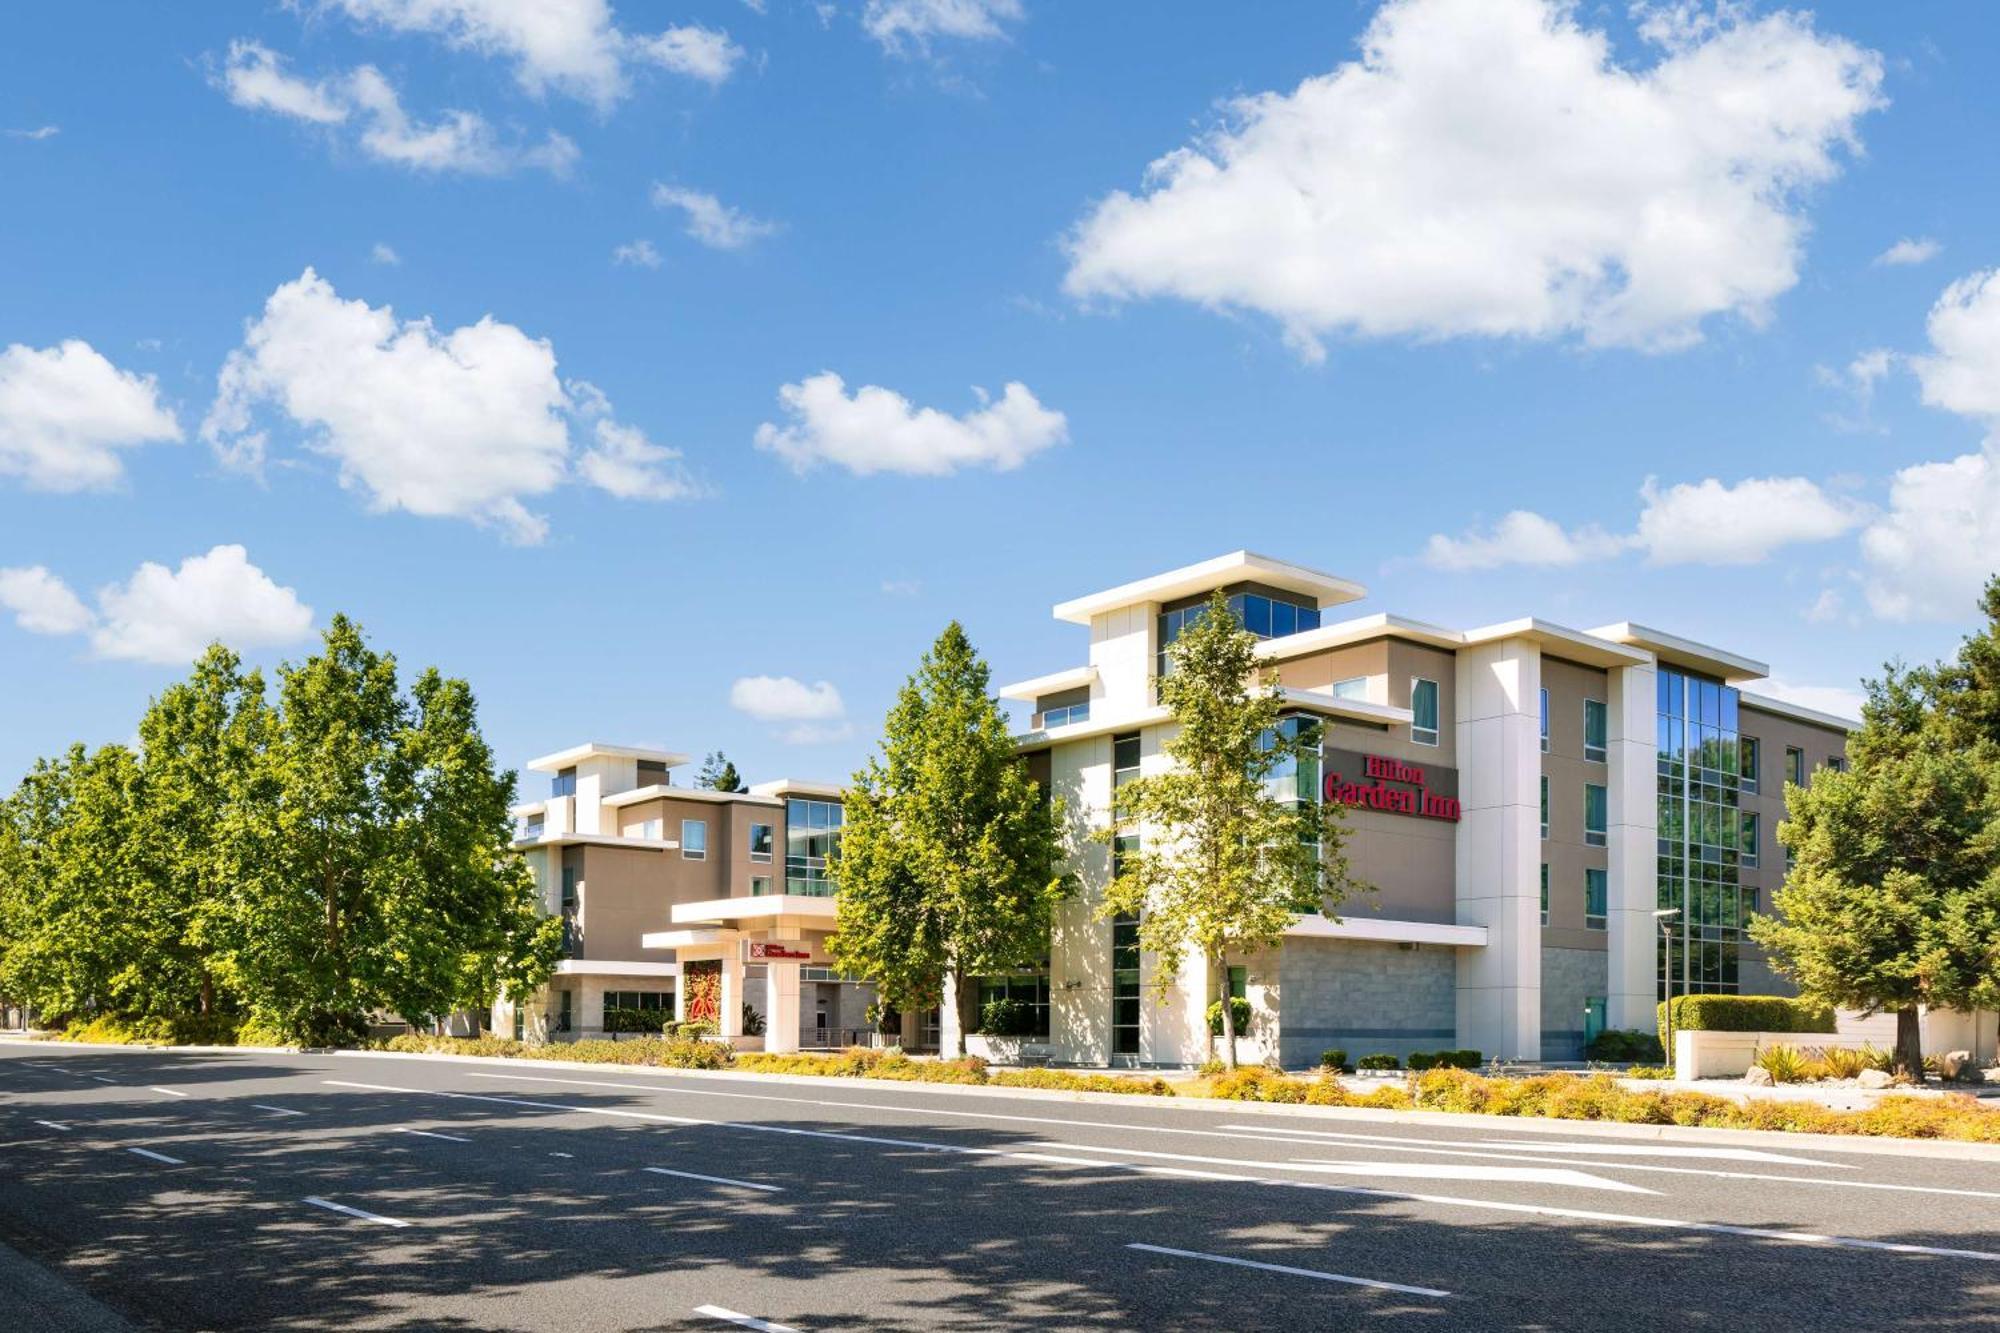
[33,1120,70,1132]
[392,1127,471,1143]
[303,1196,411,1228]
[1227,1123,1840,1166]
[643,1166,784,1193]
[126,1148,184,1165]
[1129,1242,1451,1297]
[252,1104,306,1117]
[549,1151,574,1158]
[89,1075,117,1084]
[1032,1141,1655,1195]
[147,1086,189,1098]
[694,1305,799,1332]
[327,1076,2000,1262]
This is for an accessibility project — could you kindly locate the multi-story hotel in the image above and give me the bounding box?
[501,551,1855,1067]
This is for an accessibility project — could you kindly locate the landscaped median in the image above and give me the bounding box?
[370,1033,2000,1143]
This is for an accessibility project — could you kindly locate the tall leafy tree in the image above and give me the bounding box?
[1099,591,1359,1069]
[831,622,1070,1057]
[697,751,745,792]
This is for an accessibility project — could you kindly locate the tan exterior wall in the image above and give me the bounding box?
[1736,702,1854,993]
[1540,655,1610,952]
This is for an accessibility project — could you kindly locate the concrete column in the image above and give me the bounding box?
[1454,638,1543,1061]
[898,1007,921,1051]
[765,963,801,1054]
[940,971,965,1057]
[1605,662,1660,1033]
[718,953,744,1038]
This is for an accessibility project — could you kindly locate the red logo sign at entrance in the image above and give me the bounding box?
[748,942,811,961]
[1323,753,1461,823]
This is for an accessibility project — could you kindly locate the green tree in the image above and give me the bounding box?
[697,751,745,792]
[218,616,561,1044]
[1098,592,1360,1069]
[1751,735,2000,1078]
[831,622,1071,1057]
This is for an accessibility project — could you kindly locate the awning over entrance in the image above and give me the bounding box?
[1283,914,1487,948]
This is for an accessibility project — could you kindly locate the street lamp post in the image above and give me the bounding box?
[1655,908,1682,1071]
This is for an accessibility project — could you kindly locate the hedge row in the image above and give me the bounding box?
[1656,995,1835,1052]
[379,1032,730,1069]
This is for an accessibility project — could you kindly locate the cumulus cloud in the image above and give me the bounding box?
[0,340,181,491]
[216,40,576,176]
[0,566,95,636]
[0,546,314,665]
[1874,237,1941,267]
[202,269,694,542]
[370,242,402,265]
[1862,269,2000,621]
[862,0,1023,56]
[1421,476,1864,571]
[1063,0,1882,360]
[730,673,851,743]
[612,239,661,268]
[5,125,60,140]
[755,372,1066,477]
[1754,677,1866,723]
[327,0,740,106]
[650,185,778,251]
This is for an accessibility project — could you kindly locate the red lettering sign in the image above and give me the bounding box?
[749,942,811,961]
[1323,756,1460,823]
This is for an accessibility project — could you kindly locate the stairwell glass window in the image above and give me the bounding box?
[1540,863,1549,925]
[1585,867,1607,930]
[1584,699,1607,763]
[1786,746,1806,788]
[1740,812,1759,869]
[1539,688,1550,753]
[1584,783,1607,847]
[1411,678,1439,747]
[1739,736,1759,794]
[1540,775,1549,839]
[681,819,707,860]
[750,822,773,862]
[551,766,577,798]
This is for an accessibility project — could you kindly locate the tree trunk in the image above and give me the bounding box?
[1894,1004,1925,1082]
[940,967,964,1059]
[1217,953,1238,1071]
[199,974,214,1017]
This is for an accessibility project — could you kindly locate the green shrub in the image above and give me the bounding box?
[601,1007,663,1035]
[1754,1044,1810,1083]
[991,1069,1173,1096]
[1357,1053,1400,1071]
[1584,1029,1665,1063]
[378,1031,730,1069]
[741,1004,767,1037]
[1657,995,1835,1051]
[1443,1049,1482,1069]
[1205,997,1253,1037]
[1624,1064,1673,1080]
[1407,1051,1437,1071]
[672,1020,717,1040]
[977,998,1036,1037]
[1207,1067,1311,1102]
[1319,1048,1348,1071]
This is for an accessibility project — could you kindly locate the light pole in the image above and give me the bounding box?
[1654,908,1682,1070]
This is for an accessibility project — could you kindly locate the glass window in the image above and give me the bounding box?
[750,875,771,897]
[1228,966,1248,1000]
[1740,812,1759,868]
[1271,600,1297,638]
[785,797,844,895]
[1540,775,1549,839]
[1786,747,1805,787]
[551,766,577,798]
[750,822,773,862]
[1585,868,1607,929]
[1112,832,1140,881]
[1330,676,1369,701]
[1584,783,1607,847]
[1539,688,1550,753]
[1411,678,1439,747]
[681,819,707,859]
[1826,755,1846,774]
[1584,698,1607,763]
[1113,733,1141,789]
[1111,913,1140,1056]
[1540,862,1549,925]
[1739,736,1759,793]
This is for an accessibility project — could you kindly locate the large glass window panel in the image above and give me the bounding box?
[1584,699,1607,763]
[1271,600,1296,637]
[1411,678,1439,746]
[1585,868,1607,929]
[1584,783,1607,846]
[681,819,707,859]
[750,823,773,861]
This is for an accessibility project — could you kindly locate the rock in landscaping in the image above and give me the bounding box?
[1939,1050,1973,1081]
[1857,1068,1894,1089]
[1743,1066,1774,1087]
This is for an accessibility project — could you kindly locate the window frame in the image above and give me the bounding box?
[1539,687,1550,753]
[681,818,708,861]
[1411,677,1440,747]
[1583,782,1608,847]
[749,822,774,863]
[1739,735,1759,794]
[1540,774,1549,840]
[1583,698,1607,764]
[1584,867,1607,930]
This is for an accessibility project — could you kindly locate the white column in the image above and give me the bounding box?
[718,953,744,1038]
[940,971,965,1058]
[764,962,801,1054]
[1454,639,1542,1061]
[1606,661,1660,1033]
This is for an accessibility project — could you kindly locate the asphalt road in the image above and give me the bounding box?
[2,1043,1997,1331]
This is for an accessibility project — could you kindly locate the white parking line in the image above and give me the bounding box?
[89,1075,116,1084]
[126,1148,184,1165]
[33,1120,70,1131]
[694,1304,799,1332]
[1228,1123,1840,1166]
[303,1196,411,1228]
[252,1104,306,1117]
[549,1151,574,1158]
[1128,1242,1451,1297]
[147,1086,189,1098]
[1045,1141,1655,1195]
[643,1166,784,1193]
[393,1127,471,1143]
[323,1077,2000,1263]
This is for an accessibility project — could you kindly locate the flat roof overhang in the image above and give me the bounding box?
[1053,551,1368,625]
[1586,622,1767,684]
[510,833,675,853]
[602,784,783,810]
[641,927,732,950]
[552,959,680,978]
[1284,915,1488,948]
[997,664,1098,702]
[1738,689,1860,733]
[526,742,692,773]
[668,894,839,927]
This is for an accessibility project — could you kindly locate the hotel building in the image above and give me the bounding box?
[501,551,1855,1067]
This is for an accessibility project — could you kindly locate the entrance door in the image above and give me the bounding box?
[1583,996,1607,1047]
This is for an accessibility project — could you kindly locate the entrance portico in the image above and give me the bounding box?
[642,894,840,1054]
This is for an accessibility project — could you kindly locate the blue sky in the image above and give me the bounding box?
[4,1,2000,793]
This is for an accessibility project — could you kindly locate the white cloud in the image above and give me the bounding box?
[327,0,741,106]
[0,340,182,491]
[0,567,94,636]
[89,545,315,665]
[1420,510,1627,572]
[862,0,1022,56]
[1063,0,1882,360]
[1420,475,1864,571]
[1862,268,2000,620]
[216,40,576,176]
[755,372,1067,477]
[1633,476,1867,566]
[612,239,661,268]
[880,578,921,597]
[1874,237,1941,267]
[730,675,845,722]
[571,387,697,500]
[5,125,61,141]
[1754,676,1866,724]
[370,242,402,265]
[1803,587,1845,624]
[650,185,778,250]
[202,269,690,542]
